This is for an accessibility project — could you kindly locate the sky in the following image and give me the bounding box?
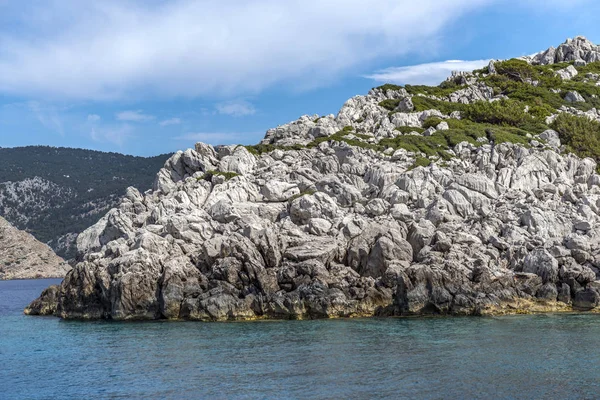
[0,0,599,157]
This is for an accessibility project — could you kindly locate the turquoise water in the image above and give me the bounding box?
[2,280,600,399]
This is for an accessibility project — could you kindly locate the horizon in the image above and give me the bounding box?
[1,1,600,157]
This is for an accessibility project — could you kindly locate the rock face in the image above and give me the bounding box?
[26,36,600,320]
[0,216,70,280]
[532,36,600,65]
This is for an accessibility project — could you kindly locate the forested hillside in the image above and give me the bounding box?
[0,146,171,258]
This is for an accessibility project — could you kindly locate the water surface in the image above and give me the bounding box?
[2,279,600,399]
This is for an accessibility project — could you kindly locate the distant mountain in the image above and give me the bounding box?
[0,146,172,259]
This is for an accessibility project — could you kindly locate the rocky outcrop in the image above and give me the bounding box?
[0,216,70,280]
[532,36,600,65]
[26,36,600,320]
[25,132,600,319]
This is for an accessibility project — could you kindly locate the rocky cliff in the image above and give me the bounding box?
[0,216,70,280]
[26,36,600,320]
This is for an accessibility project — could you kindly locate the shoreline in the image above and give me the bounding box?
[25,299,600,322]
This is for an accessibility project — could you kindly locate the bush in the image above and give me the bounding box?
[422,116,443,129]
[493,59,539,83]
[462,99,531,126]
[378,99,401,111]
[376,84,404,92]
[405,84,465,97]
[395,126,424,134]
[245,144,304,155]
[551,113,600,167]
[306,130,377,150]
[200,170,240,181]
[409,156,431,170]
[411,96,466,114]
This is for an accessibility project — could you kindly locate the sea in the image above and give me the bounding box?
[1,279,600,399]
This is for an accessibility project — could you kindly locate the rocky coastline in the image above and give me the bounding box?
[25,36,600,320]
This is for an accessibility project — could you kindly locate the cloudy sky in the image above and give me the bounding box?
[0,0,598,156]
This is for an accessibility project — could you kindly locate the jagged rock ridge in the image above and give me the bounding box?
[26,36,600,320]
[0,216,70,280]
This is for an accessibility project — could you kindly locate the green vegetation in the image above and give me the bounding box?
[479,58,600,112]
[0,146,172,258]
[380,132,457,160]
[376,84,404,92]
[408,156,431,170]
[395,126,424,134]
[422,117,443,129]
[551,113,600,170]
[462,99,534,126]
[200,170,240,181]
[411,96,466,114]
[378,99,401,111]
[307,129,377,150]
[244,143,305,155]
[405,83,466,97]
[573,61,600,78]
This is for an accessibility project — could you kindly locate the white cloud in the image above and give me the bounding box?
[87,114,101,122]
[216,100,256,117]
[175,132,257,145]
[0,0,494,100]
[159,117,181,126]
[116,110,155,122]
[90,124,134,147]
[366,59,491,86]
[27,101,64,136]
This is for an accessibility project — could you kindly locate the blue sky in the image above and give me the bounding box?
[0,0,599,156]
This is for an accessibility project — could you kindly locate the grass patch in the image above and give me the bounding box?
[245,144,305,155]
[199,170,240,181]
[307,130,377,150]
[408,156,431,170]
[395,126,424,134]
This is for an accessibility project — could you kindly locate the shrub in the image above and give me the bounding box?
[551,113,600,168]
[306,130,377,150]
[408,156,431,170]
[395,126,424,134]
[245,144,304,155]
[422,116,443,129]
[376,84,404,92]
[462,99,531,127]
[378,99,401,111]
[200,170,240,181]
[405,84,466,97]
[411,96,466,114]
[574,61,600,76]
[493,59,539,83]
